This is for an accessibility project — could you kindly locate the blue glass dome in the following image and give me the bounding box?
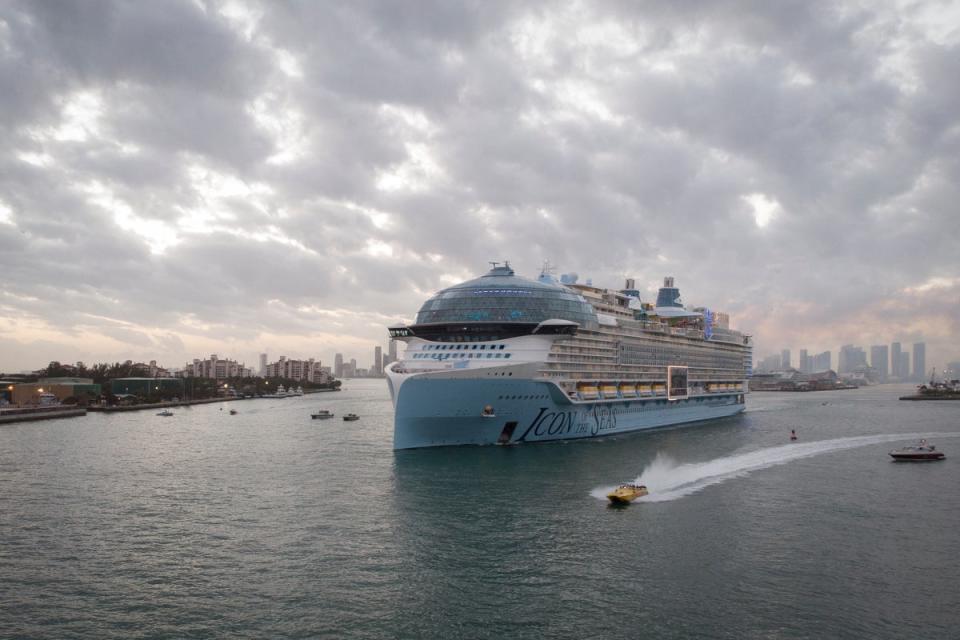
[414,264,598,328]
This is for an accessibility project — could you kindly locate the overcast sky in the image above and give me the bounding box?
[1,0,958,374]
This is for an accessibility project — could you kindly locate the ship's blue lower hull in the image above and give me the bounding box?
[393,377,745,449]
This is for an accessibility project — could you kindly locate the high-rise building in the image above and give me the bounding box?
[812,350,831,372]
[870,345,889,382]
[781,349,791,370]
[891,342,902,379]
[374,346,382,376]
[838,345,866,375]
[756,353,781,372]
[799,349,809,374]
[259,353,267,376]
[913,342,926,382]
[899,352,909,380]
[334,353,344,378]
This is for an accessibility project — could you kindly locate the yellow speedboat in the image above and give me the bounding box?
[607,484,648,504]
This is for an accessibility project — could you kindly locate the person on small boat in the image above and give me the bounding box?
[790,429,797,441]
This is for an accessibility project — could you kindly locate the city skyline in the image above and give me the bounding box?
[1,2,958,373]
[757,339,933,381]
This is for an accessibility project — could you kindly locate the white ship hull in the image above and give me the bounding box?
[389,371,745,449]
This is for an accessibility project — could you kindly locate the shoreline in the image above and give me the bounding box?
[0,406,87,424]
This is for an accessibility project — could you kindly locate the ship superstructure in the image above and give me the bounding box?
[386,263,751,449]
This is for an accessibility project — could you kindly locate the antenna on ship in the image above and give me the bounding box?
[540,260,556,277]
[489,261,500,269]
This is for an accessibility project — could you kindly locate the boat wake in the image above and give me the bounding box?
[592,432,958,503]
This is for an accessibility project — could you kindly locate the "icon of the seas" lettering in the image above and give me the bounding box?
[514,404,618,442]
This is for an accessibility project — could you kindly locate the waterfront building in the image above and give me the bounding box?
[110,377,184,398]
[781,349,791,370]
[374,346,382,376]
[913,342,926,382]
[891,342,902,379]
[7,378,102,406]
[750,370,842,391]
[185,354,251,379]
[334,353,344,378]
[259,353,267,376]
[264,356,331,383]
[870,345,889,382]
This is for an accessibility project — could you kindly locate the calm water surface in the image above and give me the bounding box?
[2,382,959,639]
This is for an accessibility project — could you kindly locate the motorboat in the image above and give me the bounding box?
[889,441,945,461]
[311,410,334,420]
[156,409,174,417]
[607,483,649,504]
[229,409,238,415]
[342,413,360,421]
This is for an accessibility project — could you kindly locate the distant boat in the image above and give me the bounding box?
[343,413,360,421]
[889,440,945,461]
[229,409,238,415]
[156,409,174,417]
[311,410,334,420]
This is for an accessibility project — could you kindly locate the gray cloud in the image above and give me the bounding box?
[0,0,958,372]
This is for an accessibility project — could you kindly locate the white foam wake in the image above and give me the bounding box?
[592,432,957,503]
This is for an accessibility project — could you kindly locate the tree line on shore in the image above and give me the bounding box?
[13,361,341,404]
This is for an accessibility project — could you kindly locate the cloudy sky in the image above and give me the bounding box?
[1,0,958,374]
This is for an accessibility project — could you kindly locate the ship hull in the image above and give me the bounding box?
[392,377,745,449]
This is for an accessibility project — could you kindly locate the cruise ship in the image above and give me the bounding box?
[386,263,751,449]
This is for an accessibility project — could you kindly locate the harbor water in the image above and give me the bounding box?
[2,382,959,638]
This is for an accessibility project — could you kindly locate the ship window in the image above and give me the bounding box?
[505,354,512,359]
[500,345,505,350]
[496,354,502,358]
[487,353,493,358]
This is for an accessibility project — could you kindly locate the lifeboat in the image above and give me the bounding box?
[638,384,653,396]
[653,384,666,396]
[577,382,600,400]
[618,382,638,398]
[607,484,649,504]
[600,383,619,399]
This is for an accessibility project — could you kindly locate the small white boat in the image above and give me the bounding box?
[342,413,359,421]
[311,410,334,420]
[889,440,945,461]
[156,409,174,417]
